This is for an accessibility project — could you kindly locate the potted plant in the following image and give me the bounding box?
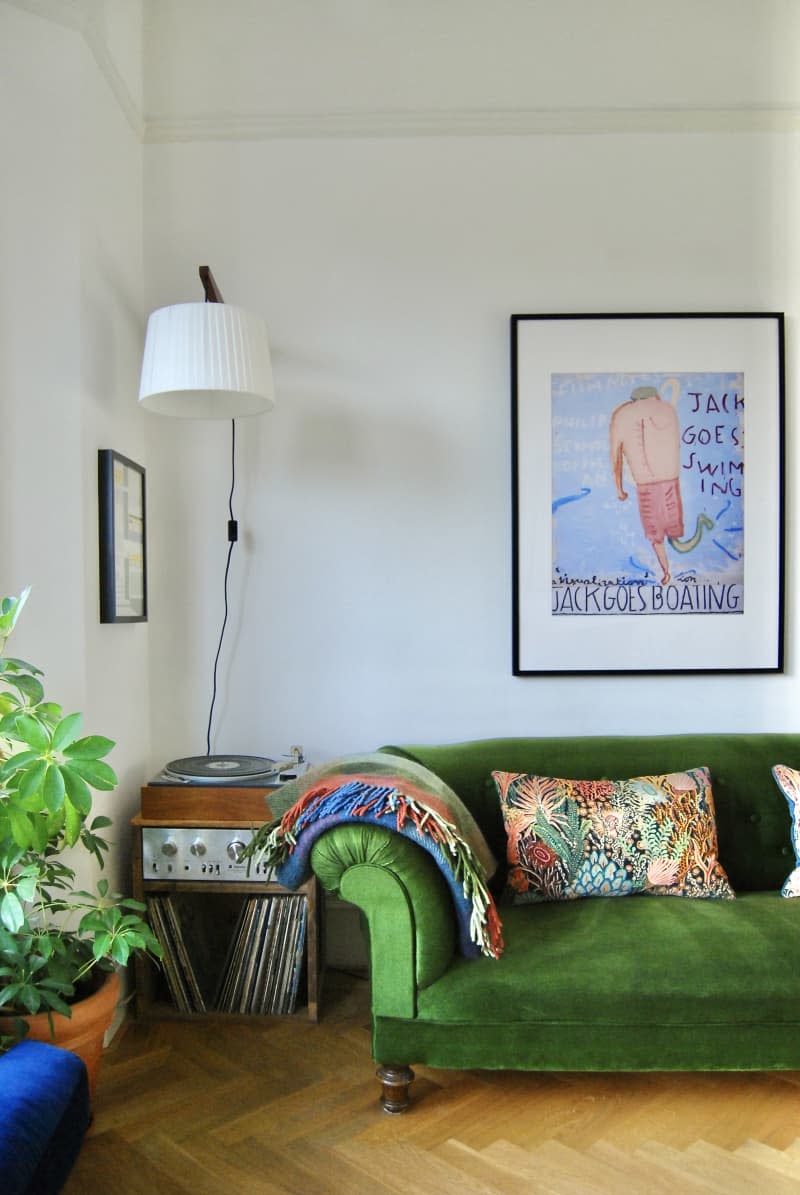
[0,587,161,1095]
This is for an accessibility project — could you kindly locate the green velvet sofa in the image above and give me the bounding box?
[307,734,800,1112]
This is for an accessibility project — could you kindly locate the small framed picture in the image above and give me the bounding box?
[98,449,147,623]
[511,312,785,675]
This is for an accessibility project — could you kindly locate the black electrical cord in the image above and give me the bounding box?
[205,419,238,755]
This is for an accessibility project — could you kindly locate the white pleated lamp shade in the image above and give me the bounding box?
[138,302,275,418]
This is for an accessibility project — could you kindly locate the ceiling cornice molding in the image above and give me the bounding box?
[5,0,144,138]
[6,3,798,146]
[143,105,800,144]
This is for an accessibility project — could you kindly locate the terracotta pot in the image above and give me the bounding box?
[0,968,120,1106]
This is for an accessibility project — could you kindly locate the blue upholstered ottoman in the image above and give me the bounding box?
[0,1040,90,1195]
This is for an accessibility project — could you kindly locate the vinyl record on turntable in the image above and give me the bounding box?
[164,754,278,784]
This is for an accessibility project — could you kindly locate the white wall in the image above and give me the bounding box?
[1,0,796,983]
[0,1,149,892]
[5,1,799,821]
[142,123,799,766]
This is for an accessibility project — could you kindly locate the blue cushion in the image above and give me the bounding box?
[0,1041,90,1195]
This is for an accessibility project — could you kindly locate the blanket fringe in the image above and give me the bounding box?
[250,778,503,959]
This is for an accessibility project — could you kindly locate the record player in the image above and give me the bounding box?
[142,750,308,821]
[151,753,285,787]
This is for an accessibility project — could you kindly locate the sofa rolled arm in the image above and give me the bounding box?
[310,823,456,1018]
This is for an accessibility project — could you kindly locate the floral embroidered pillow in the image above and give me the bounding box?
[493,767,735,903]
[770,765,800,898]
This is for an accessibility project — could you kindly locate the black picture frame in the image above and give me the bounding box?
[511,312,785,675]
[98,449,147,623]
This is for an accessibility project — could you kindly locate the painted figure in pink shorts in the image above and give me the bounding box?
[610,383,683,586]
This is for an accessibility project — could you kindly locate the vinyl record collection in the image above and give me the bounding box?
[147,893,308,1016]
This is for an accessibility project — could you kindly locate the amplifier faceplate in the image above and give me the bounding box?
[140,826,273,882]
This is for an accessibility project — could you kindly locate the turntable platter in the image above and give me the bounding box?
[164,754,278,784]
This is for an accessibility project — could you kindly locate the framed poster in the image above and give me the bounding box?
[98,449,147,623]
[511,312,784,675]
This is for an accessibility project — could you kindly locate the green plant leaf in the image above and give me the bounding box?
[14,878,37,905]
[2,674,44,705]
[51,713,83,752]
[0,751,41,781]
[12,714,51,752]
[111,937,132,965]
[7,807,34,850]
[43,764,66,813]
[0,655,42,676]
[80,829,109,868]
[38,989,74,1017]
[0,981,25,1009]
[36,934,55,960]
[91,932,113,959]
[0,927,18,952]
[0,842,25,870]
[63,734,115,761]
[36,703,63,727]
[61,766,92,813]
[62,758,116,791]
[17,759,48,801]
[0,892,24,933]
[0,587,30,638]
[63,798,82,847]
[34,811,58,851]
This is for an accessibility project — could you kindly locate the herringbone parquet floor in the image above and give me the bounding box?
[64,972,800,1194]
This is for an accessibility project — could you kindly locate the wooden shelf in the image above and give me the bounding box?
[132,796,322,1023]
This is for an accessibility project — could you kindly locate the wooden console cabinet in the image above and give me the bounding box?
[131,784,321,1022]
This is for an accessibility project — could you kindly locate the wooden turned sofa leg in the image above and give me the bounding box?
[376,1064,415,1114]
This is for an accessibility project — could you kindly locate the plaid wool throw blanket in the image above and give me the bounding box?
[247,753,504,959]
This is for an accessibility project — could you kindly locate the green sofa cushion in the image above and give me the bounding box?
[372,892,800,1072]
[417,893,799,1026]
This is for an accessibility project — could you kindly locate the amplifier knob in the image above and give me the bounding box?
[161,839,178,857]
[227,839,246,863]
[190,838,207,857]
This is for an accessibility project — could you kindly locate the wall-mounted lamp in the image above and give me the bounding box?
[139,266,274,418]
[138,267,275,756]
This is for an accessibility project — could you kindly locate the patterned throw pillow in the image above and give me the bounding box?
[493,767,735,903]
[770,765,800,898]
